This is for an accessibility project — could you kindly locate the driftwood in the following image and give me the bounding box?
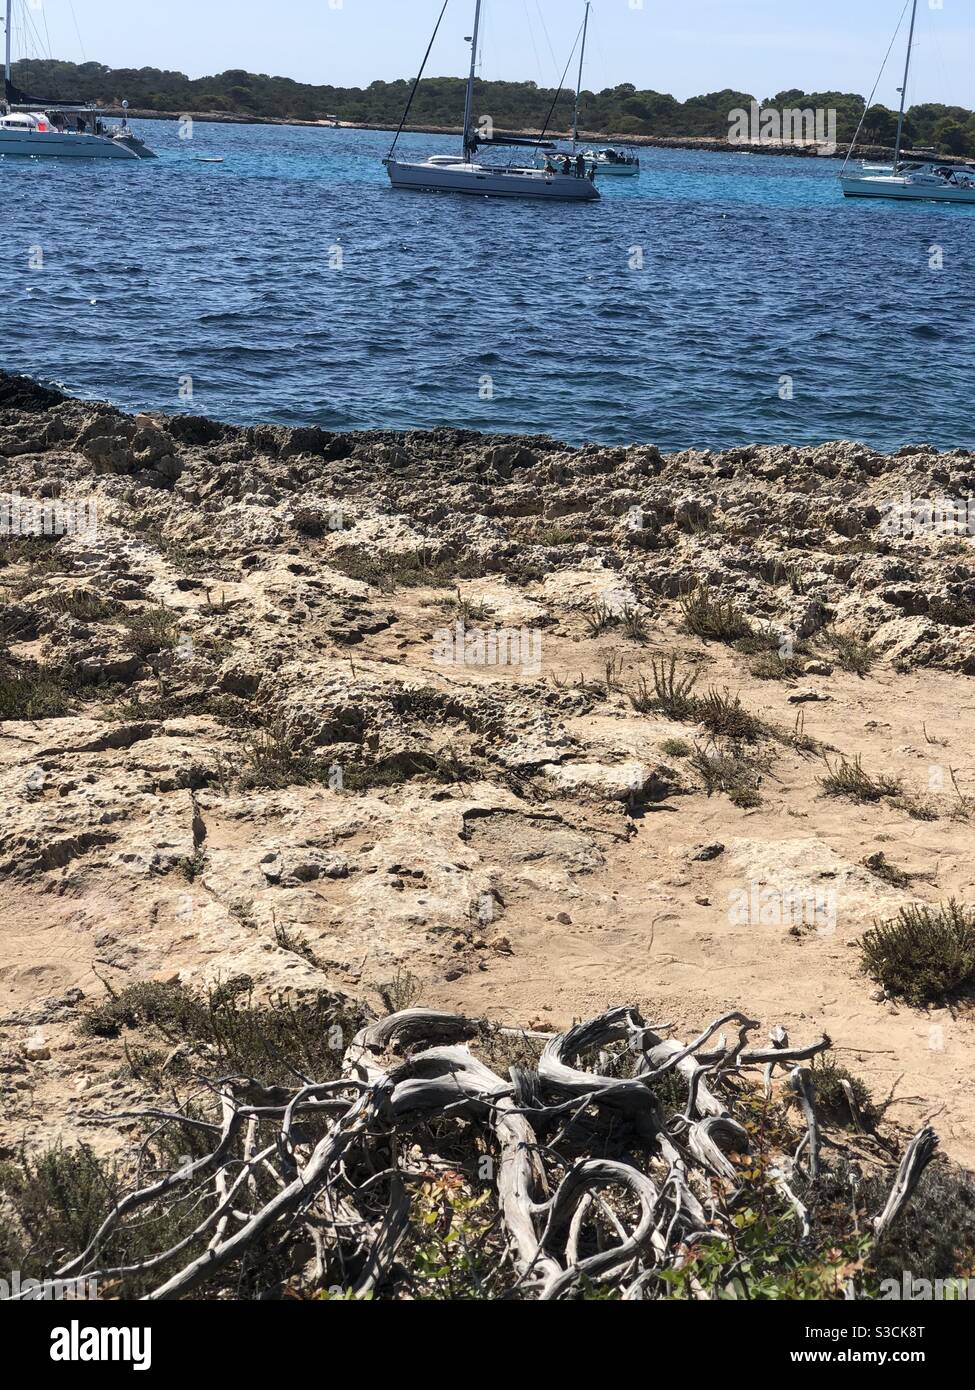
[36,1004,940,1302]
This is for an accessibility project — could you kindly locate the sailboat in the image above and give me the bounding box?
[572,3,640,178]
[0,0,155,160]
[840,0,975,203]
[384,0,599,202]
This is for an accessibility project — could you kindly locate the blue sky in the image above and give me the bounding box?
[9,1,972,105]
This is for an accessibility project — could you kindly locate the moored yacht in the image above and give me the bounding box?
[581,148,641,178]
[842,158,975,203]
[0,0,155,160]
[840,0,975,205]
[384,0,599,203]
[537,4,642,180]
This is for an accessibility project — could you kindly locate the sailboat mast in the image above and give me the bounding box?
[572,2,591,151]
[4,0,13,85]
[892,0,918,170]
[462,0,483,162]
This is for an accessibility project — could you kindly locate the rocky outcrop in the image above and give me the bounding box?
[1,373,974,1164]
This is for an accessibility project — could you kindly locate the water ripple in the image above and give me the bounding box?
[1,120,973,449]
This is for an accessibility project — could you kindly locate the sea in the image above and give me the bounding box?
[1,118,973,452]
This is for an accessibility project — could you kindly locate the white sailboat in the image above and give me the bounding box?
[840,0,975,204]
[384,0,599,202]
[536,3,641,179]
[0,0,155,160]
[574,4,640,178]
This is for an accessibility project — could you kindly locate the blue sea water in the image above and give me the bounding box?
[1,118,973,451]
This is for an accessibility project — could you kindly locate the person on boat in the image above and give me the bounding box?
[561,156,572,175]
[575,153,585,178]
[543,158,556,174]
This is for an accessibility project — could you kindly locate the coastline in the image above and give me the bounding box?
[2,371,974,1178]
[100,105,906,162]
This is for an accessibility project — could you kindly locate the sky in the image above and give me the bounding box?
[6,1,972,107]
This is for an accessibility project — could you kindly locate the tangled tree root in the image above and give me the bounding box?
[38,1005,937,1301]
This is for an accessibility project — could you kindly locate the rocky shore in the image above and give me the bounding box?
[1,371,974,1168]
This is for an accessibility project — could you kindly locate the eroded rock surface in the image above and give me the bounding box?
[1,373,974,1162]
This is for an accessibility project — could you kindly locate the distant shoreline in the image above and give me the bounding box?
[101,107,912,163]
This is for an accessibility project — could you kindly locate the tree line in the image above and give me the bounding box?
[11,59,975,155]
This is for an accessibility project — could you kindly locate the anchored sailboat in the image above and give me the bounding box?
[840,0,975,203]
[384,0,599,202]
[0,0,155,160]
[572,3,640,178]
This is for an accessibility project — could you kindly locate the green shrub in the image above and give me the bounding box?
[0,661,70,719]
[859,901,975,1006]
[820,755,901,802]
[680,585,754,643]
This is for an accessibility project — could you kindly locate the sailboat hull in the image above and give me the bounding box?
[385,158,599,201]
[840,174,975,204]
[590,162,640,177]
[0,129,155,159]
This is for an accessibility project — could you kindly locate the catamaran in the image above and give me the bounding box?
[840,0,975,204]
[0,0,155,159]
[384,0,599,202]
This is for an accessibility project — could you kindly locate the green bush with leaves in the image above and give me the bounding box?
[859,901,975,1006]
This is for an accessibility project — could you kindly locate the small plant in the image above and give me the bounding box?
[377,968,422,1014]
[631,654,699,719]
[175,849,207,882]
[690,743,763,808]
[859,901,975,1006]
[680,584,754,643]
[660,737,693,758]
[927,594,975,628]
[809,1061,879,1130]
[619,604,648,642]
[603,654,626,695]
[439,590,490,625]
[862,851,916,888]
[79,977,363,1085]
[43,590,119,623]
[820,754,901,803]
[534,523,578,547]
[825,631,874,677]
[241,715,324,790]
[584,600,616,637]
[273,921,323,967]
[120,604,180,660]
[749,650,804,681]
[0,660,70,720]
[696,687,766,742]
[408,1173,502,1301]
